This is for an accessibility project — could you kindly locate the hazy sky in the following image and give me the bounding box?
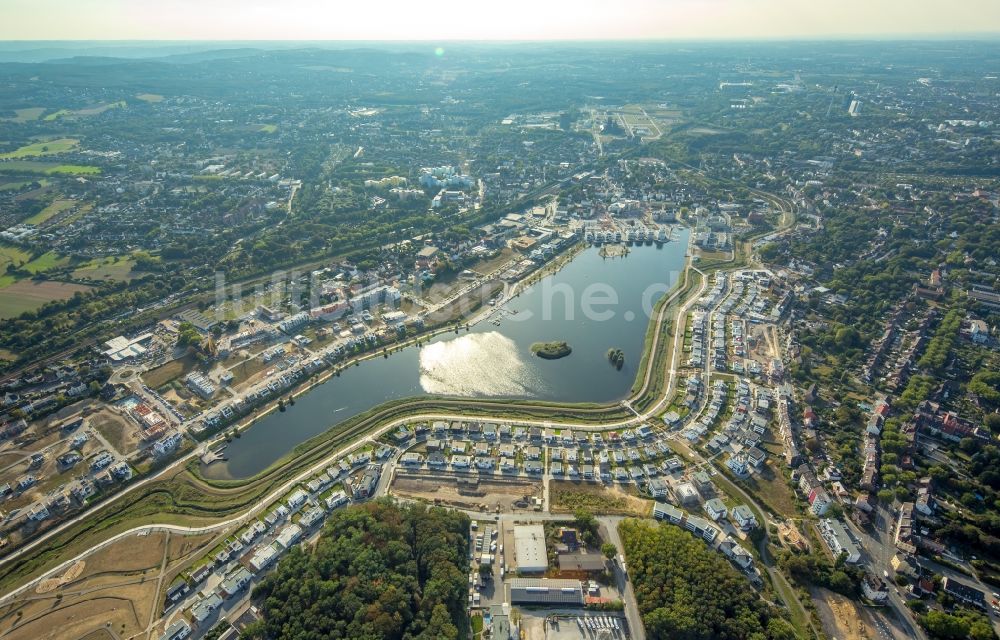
[1,0,999,40]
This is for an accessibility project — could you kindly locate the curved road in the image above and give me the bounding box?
[0,190,816,640]
[0,235,706,608]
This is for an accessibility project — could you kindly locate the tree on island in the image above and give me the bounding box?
[607,348,625,370]
[531,341,572,360]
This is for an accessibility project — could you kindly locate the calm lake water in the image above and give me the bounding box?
[205,229,689,479]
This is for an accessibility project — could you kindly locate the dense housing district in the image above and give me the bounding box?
[0,41,997,640]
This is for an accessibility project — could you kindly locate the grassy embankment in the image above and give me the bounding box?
[0,236,715,594]
[0,390,640,594]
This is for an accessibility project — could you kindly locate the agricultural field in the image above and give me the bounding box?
[23,198,76,225]
[7,179,50,198]
[135,93,164,103]
[0,138,80,160]
[50,201,92,228]
[1,107,46,123]
[22,251,71,274]
[0,280,92,319]
[71,256,139,282]
[0,179,38,192]
[0,161,100,176]
[0,244,31,272]
[258,123,278,133]
[43,101,125,121]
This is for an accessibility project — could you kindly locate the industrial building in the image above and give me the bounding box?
[513,524,548,573]
[103,333,153,361]
[509,578,585,606]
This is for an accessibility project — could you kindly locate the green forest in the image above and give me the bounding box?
[619,519,799,640]
[252,499,470,640]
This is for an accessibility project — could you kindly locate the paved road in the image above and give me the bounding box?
[842,506,928,640]
[0,227,795,640]
[599,516,646,640]
[143,531,172,639]
[0,234,705,639]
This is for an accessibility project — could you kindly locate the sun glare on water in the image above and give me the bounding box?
[418,332,542,396]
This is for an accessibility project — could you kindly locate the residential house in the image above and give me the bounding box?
[704,498,728,521]
[731,505,758,530]
[861,573,889,603]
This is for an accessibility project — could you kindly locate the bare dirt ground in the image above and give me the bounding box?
[811,587,877,640]
[0,411,103,512]
[470,247,514,276]
[83,532,166,577]
[0,531,217,640]
[746,326,780,375]
[521,613,548,640]
[2,586,156,640]
[391,474,541,512]
[35,560,85,594]
[166,531,215,565]
[777,520,811,552]
[226,354,270,388]
[549,481,653,516]
[90,407,140,456]
[160,388,204,419]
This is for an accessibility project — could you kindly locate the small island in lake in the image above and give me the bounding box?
[531,341,573,360]
[607,348,625,370]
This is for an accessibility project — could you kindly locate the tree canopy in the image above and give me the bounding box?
[619,519,798,640]
[253,499,470,640]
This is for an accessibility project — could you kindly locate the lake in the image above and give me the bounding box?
[204,229,689,479]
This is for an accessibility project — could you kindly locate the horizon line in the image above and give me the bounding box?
[1,33,999,44]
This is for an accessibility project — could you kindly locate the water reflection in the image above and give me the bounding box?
[418,331,544,396]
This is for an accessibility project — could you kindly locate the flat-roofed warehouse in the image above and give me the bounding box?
[509,578,584,606]
[513,524,547,572]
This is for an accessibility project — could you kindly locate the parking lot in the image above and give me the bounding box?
[519,611,631,640]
